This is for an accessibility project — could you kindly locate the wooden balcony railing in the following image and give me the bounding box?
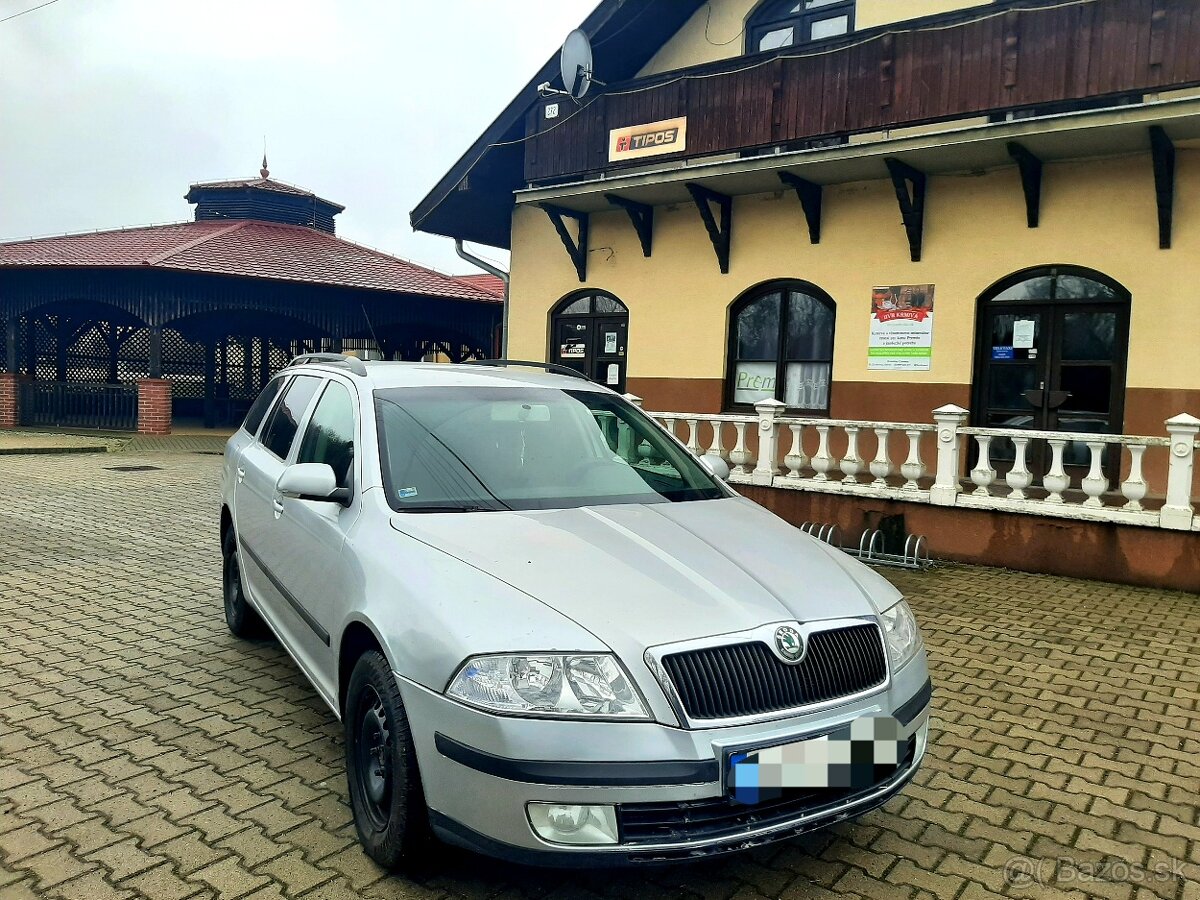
[524,0,1200,183]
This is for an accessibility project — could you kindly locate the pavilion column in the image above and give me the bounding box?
[105,324,120,384]
[148,325,163,379]
[242,337,253,393]
[203,340,217,429]
[55,319,69,382]
[23,318,35,377]
[136,378,172,436]
[5,317,16,374]
[258,337,270,389]
[0,372,24,428]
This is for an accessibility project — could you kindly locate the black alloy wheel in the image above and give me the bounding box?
[344,650,433,869]
[222,530,267,639]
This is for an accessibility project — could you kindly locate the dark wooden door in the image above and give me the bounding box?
[974,301,1128,478]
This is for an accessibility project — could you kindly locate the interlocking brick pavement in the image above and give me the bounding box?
[0,450,1197,900]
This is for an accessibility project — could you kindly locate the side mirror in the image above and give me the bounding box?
[277,463,350,505]
[699,453,730,482]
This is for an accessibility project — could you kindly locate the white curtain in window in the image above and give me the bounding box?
[785,362,830,409]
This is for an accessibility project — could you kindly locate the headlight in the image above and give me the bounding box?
[446,654,650,719]
[879,599,923,669]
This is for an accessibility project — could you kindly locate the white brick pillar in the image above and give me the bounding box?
[930,403,969,506]
[1160,413,1199,530]
[752,399,786,485]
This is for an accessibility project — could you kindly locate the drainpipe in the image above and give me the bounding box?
[455,239,510,358]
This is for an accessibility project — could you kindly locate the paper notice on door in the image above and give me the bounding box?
[606,363,620,385]
[604,332,618,354]
[1013,319,1036,349]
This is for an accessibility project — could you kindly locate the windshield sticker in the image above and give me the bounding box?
[397,487,419,499]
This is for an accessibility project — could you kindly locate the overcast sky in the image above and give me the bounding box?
[0,0,596,274]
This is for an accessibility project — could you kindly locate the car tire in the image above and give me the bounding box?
[344,650,433,869]
[222,530,267,639]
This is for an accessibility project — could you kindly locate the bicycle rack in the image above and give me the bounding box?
[799,522,933,570]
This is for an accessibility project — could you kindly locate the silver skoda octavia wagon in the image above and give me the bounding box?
[220,355,932,868]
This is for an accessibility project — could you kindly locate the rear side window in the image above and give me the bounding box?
[297,382,356,488]
[242,377,287,436]
[260,375,321,460]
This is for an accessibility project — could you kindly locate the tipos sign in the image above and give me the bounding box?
[608,117,687,162]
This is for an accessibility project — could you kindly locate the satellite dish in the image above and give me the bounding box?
[560,29,594,99]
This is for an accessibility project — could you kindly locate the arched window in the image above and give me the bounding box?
[726,281,836,412]
[747,0,855,54]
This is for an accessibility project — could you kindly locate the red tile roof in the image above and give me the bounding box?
[452,273,506,297]
[0,221,501,302]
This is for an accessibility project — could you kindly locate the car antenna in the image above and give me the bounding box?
[361,305,383,359]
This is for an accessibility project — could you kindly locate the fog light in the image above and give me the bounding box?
[527,803,619,845]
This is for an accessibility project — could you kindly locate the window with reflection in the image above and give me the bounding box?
[747,0,855,53]
[727,282,835,412]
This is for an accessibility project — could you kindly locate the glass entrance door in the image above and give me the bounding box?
[973,269,1129,476]
[549,292,629,393]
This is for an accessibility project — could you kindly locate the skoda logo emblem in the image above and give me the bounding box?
[774,626,805,663]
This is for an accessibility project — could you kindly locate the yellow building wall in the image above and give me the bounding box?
[508,151,1200,402]
[637,0,993,78]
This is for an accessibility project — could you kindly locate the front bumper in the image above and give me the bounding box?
[397,661,931,866]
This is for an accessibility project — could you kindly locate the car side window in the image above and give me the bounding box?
[241,376,288,437]
[296,381,356,489]
[260,374,322,460]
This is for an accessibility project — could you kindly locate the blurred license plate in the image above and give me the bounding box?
[727,716,903,805]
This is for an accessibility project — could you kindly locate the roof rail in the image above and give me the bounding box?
[460,359,591,381]
[288,353,368,377]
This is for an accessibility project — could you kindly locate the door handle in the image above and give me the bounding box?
[272,498,285,518]
[236,466,246,483]
[1045,390,1071,410]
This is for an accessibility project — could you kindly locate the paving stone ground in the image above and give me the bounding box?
[0,450,1197,900]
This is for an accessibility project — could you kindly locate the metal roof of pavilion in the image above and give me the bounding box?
[0,220,502,302]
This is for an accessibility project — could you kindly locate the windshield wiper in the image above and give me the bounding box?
[400,504,501,513]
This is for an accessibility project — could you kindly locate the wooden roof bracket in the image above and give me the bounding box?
[540,203,590,282]
[1007,142,1043,228]
[1149,126,1174,250]
[685,183,732,274]
[885,158,926,262]
[605,193,654,258]
[778,172,823,244]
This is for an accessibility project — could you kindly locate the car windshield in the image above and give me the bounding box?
[375,386,728,512]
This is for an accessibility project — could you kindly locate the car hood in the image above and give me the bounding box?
[388,497,886,657]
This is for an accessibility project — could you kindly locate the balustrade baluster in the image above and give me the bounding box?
[901,429,925,490]
[970,435,997,496]
[707,420,727,461]
[1043,438,1070,503]
[729,422,753,475]
[1081,441,1109,507]
[784,424,807,480]
[840,426,862,484]
[685,418,701,456]
[1121,443,1148,511]
[1006,436,1033,500]
[870,428,892,486]
[812,425,834,481]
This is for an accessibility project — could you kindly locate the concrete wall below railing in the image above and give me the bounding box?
[739,485,1200,593]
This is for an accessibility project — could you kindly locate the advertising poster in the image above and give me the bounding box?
[868,284,935,371]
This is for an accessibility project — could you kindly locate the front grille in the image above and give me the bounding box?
[662,623,887,720]
[618,735,916,845]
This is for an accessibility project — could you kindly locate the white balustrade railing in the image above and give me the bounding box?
[639,396,1200,532]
